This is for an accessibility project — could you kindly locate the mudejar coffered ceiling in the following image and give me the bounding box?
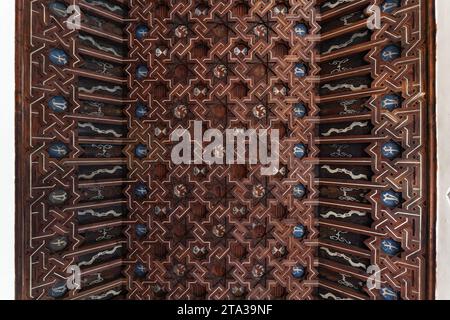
[15,0,435,300]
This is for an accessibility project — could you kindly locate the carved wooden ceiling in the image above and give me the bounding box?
[15,0,435,300]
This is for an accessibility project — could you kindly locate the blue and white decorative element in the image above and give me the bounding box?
[381,45,401,62]
[136,65,149,80]
[136,25,149,40]
[293,224,306,239]
[381,141,402,159]
[135,224,148,238]
[135,104,149,119]
[48,142,69,159]
[293,184,306,199]
[293,103,307,118]
[292,265,305,279]
[381,239,401,256]
[49,2,68,18]
[382,0,401,14]
[134,183,149,198]
[48,282,68,298]
[381,190,402,208]
[49,48,69,66]
[293,143,307,159]
[380,287,399,300]
[381,94,401,111]
[135,144,148,159]
[294,63,308,78]
[48,96,68,113]
[134,263,148,278]
[47,236,68,252]
[294,23,308,37]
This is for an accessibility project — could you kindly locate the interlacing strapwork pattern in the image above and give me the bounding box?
[314,0,431,300]
[17,0,432,300]
[125,0,319,300]
[21,0,130,300]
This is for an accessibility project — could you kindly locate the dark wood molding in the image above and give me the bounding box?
[15,0,29,301]
[425,0,437,300]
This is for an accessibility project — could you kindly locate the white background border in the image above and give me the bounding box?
[435,0,450,300]
[0,0,448,300]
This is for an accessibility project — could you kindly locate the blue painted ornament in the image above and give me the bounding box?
[49,48,69,66]
[381,239,401,256]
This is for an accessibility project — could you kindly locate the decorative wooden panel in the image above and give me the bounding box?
[16,0,131,300]
[313,0,435,300]
[15,0,435,300]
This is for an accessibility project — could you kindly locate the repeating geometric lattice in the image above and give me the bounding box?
[125,0,318,300]
[15,0,434,300]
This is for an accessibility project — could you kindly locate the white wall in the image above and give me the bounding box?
[435,0,450,300]
[0,0,448,300]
